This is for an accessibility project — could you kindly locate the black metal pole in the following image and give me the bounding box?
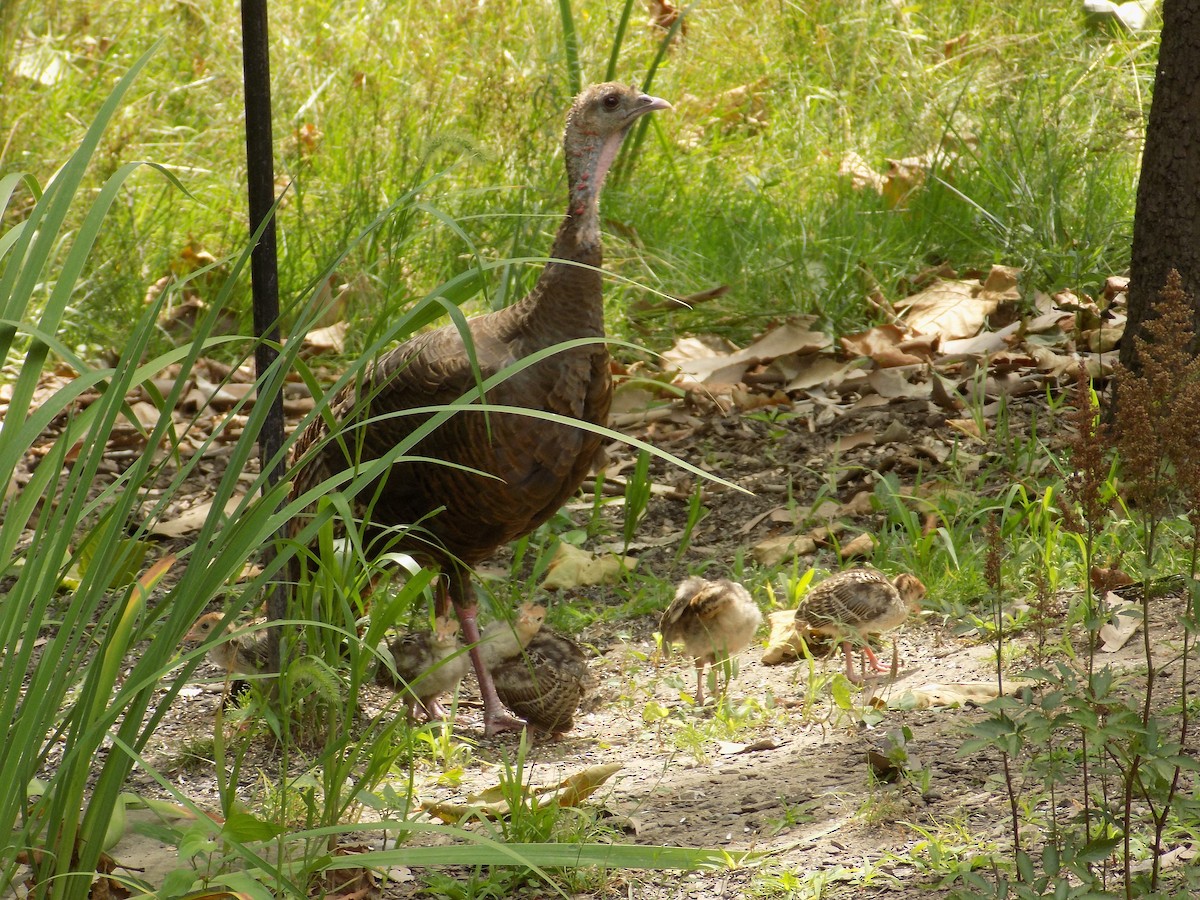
[241,0,287,673]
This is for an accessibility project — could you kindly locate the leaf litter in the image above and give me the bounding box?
[6,261,1194,898]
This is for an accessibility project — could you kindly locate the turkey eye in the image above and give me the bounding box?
[602,93,620,110]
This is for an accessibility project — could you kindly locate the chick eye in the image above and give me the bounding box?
[602,93,620,110]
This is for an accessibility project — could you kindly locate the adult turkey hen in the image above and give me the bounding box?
[287,82,670,736]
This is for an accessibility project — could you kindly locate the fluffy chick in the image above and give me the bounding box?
[660,577,763,705]
[478,603,547,669]
[184,612,271,677]
[492,631,595,739]
[795,568,926,682]
[376,615,470,721]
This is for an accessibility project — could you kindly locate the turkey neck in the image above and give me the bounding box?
[508,122,630,340]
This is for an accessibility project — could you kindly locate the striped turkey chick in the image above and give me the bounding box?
[660,577,763,705]
[795,568,926,682]
[479,603,547,669]
[493,631,595,739]
[376,615,470,721]
[185,613,270,678]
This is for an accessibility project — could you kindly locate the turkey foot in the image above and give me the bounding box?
[458,611,526,736]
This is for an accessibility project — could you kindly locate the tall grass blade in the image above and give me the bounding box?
[604,0,637,82]
[555,0,583,95]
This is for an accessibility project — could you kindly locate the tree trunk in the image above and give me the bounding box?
[1123,0,1200,367]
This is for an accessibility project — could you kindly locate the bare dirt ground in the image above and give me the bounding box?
[99,388,1194,899]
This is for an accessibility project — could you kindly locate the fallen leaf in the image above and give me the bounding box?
[669,321,830,386]
[546,762,623,807]
[945,418,985,441]
[833,431,875,454]
[887,679,1040,709]
[868,367,930,400]
[149,495,245,538]
[898,281,993,340]
[761,610,806,665]
[718,737,781,755]
[841,324,928,367]
[540,543,636,590]
[837,531,876,560]
[1099,596,1142,652]
[751,533,816,567]
[783,357,858,392]
[300,320,349,356]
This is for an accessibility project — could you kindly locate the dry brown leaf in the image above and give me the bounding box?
[540,543,636,590]
[299,320,349,357]
[751,533,816,567]
[945,418,985,441]
[1099,596,1141,652]
[837,531,876,560]
[149,495,245,538]
[783,357,858,392]
[941,321,1021,357]
[833,431,875,454]
[670,322,830,386]
[887,679,1040,709]
[732,388,791,411]
[867,367,930,400]
[838,151,886,193]
[898,281,992,340]
[931,374,966,413]
[1083,316,1125,353]
[761,609,806,665]
[840,324,927,367]
[422,763,622,824]
[545,762,623,807]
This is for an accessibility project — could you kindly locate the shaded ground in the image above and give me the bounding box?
[105,387,1194,899]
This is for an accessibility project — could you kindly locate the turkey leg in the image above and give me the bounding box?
[441,568,524,737]
[861,644,890,672]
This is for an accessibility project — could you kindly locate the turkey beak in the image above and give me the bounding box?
[632,94,672,119]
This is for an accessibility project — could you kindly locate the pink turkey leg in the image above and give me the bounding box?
[862,645,890,672]
[456,607,525,736]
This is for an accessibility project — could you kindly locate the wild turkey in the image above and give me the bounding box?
[492,631,595,738]
[376,615,470,721]
[185,612,270,677]
[795,568,926,682]
[660,576,763,705]
[287,83,671,736]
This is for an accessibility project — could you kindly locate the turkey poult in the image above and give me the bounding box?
[492,631,595,739]
[479,602,547,669]
[287,84,671,737]
[660,577,763,705]
[376,615,470,721]
[184,612,270,677]
[795,568,926,682]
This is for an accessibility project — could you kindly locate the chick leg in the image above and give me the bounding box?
[842,642,863,683]
[445,568,523,737]
[862,644,890,672]
[694,662,706,706]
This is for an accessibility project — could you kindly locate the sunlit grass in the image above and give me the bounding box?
[3,0,1154,363]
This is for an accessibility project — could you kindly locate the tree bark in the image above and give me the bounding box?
[1124,0,1200,367]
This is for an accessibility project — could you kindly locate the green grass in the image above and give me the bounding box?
[2,0,1154,364]
[2,3,1187,898]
